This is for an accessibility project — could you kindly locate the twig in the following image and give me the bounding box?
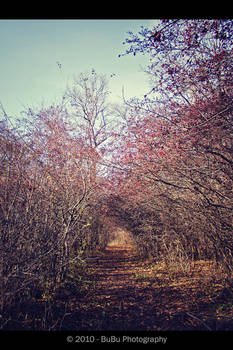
[58,312,72,331]
[186,312,212,331]
[0,317,11,330]
[85,256,99,262]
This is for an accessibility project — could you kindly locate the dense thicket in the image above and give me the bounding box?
[109,19,233,278]
[0,71,114,317]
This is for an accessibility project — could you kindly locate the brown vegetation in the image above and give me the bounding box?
[1,245,233,331]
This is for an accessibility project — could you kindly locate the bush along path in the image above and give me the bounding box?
[61,246,233,331]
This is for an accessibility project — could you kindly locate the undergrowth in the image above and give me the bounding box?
[0,258,95,330]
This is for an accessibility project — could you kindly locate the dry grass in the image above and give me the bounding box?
[131,258,233,330]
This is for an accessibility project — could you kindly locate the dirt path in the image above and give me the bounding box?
[91,246,172,330]
[71,246,198,330]
[67,245,233,331]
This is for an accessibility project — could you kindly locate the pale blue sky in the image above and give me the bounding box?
[0,19,156,118]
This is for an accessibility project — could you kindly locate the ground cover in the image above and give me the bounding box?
[2,245,233,331]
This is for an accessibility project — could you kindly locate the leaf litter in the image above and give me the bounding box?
[70,246,233,331]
